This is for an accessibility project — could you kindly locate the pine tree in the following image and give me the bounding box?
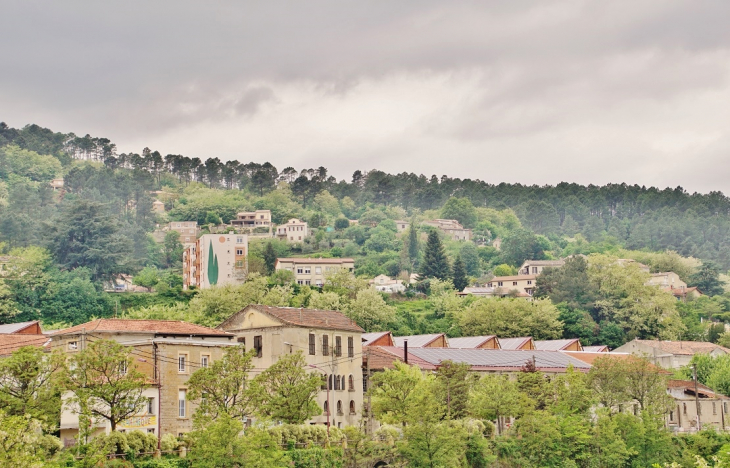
[263,242,277,275]
[452,255,468,291]
[420,231,450,280]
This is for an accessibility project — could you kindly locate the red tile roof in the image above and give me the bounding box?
[52,319,232,337]
[220,305,364,333]
[0,335,50,356]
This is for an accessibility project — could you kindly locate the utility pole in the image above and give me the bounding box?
[693,364,702,431]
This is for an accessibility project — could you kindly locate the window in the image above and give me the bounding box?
[321,374,327,390]
[348,337,354,357]
[68,341,78,350]
[337,400,343,415]
[236,237,244,244]
[527,280,532,285]
[297,280,303,285]
[328,374,333,390]
[512,282,517,286]
[236,249,244,255]
[178,355,187,373]
[147,428,155,434]
[315,267,322,274]
[323,335,329,356]
[201,355,209,368]
[683,403,687,414]
[487,283,492,287]
[725,402,728,414]
[349,375,355,391]
[323,401,329,414]
[304,267,311,274]
[309,334,316,355]
[334,375,340,390]
[714,402,717,415]
[532,267,537,273]
[178,390,187,418]
[147,398,155,415]
[669,410,674,422]
[341,376,346,390]
[305,280,311,285]
[335,336,342,356]
[297,268,303,274]
[350,400,356,414]
[497,281,503,287]
[253,336,263,358]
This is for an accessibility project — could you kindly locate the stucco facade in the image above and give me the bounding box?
[275,258,355,287]
[217,305,364,429]
[183,234,248,290]
[276,218,309,242]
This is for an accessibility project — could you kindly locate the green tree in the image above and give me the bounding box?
[460,242,480,276]
[0,346,64,424]
[187,345,257,424]
[250,352,322,424]
[492,263,517,277]
[51,200,132,282]
[441,197,478,228]
[163,230,184,268]
[690,261,726,296]
[459,298,563,339]
[132,266,160,291]
[263,242,277,275]
[345,288,396,332]
[451,255,468,292]
[370,361,424,426]
[469,374,522,435]
[499,228,548,267]
[0,411,55,468]
[420,230,450,280]
[407,225,419,265]
[334,217,350,230]
[63,339,148,431]
[434,360,471,420]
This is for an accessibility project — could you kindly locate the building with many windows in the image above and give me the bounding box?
[274,258,355,287]
[485,275,537,297]
[231,210,272,229]
[275,218,309,242]
[51,319,235,446]
[183,234,248,290]
[168,221,199,245]
[217,305,364,428]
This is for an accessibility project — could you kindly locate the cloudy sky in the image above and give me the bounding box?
[2,1,730,192]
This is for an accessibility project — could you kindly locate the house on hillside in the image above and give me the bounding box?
[217,305,364,429]
[275,218,309,242]
[394,221,410,233]
[518,260,565,276]
[52,319,235,446]
[458,287,495,297]
[275,258,355,287]
[486,275,536,297]
[666,380,730,432]
[612,339,730,369]
[369,275,406,294]
[646,272,687,290]
[231,210,272,229]
[422,219,472,241]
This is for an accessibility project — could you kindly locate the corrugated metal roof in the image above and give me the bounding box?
[448,336,497,349]
[362,331,391,346]
[0,321,39,334]
[407,348,591,370]
[534,339,581,351]
[582,345,609,353]
[394,334,444,348]
[498,337,533,350]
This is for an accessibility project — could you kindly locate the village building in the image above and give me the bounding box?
[152,200,166,213]
[498,337,535,350]
[394,220,410,233]
[0,320,43,335]
[369,275,406,294]
[168,221,199,245]
[104,274,153,293]
[666,380,730,432]
[646,272,687,290]
[182,234,248,290]
[422,219,472,241]
[275,258,355,287]
[216,305,364,428]
[362,331,395,347]
[612,339,730,369]
[458,287,495,298]
[51,319,235,446]
[275,218,309,242]
[231,210,272,229]
[448,336,500,349]
[518,259,565,275]
[486,275,537,297]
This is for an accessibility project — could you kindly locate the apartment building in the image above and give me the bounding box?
[168,221,199,244]
[231,210,272,228]
[183,234,248,290]
[276,218,309,242]
[51,319,235,446]
[518,259,565,275]
[275,258,355,287]
[422,219,472,241]
[217,305,365,428]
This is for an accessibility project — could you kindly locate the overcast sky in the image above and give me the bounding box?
[2,1,730,193]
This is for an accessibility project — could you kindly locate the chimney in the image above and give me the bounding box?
[404,340,408,364]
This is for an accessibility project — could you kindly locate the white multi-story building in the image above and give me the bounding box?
[183,234,248,290]
[276,218,309,242]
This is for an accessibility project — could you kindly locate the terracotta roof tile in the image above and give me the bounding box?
[0,335,50,356]
[52,319,232,337]
[223,305,364,333]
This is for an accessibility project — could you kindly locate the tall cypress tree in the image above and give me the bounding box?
[263,242,277,275]
[420,230,450,280]
[452,255,468,291]
[408,225,419,263]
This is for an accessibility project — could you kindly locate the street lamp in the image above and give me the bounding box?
[308,364,330,436]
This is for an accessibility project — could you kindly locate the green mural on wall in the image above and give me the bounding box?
[207,240,219,285]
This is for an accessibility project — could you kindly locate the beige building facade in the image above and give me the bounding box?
[183,234,248,290]
[666,380,730,432]
[231,210,272,229]
[168,221,199,245]
[275,258,355,287]
[52,319,235,446]
[422,219,472,241]
[612,339,730,369]
[518,260,565,276]
[486,275,537,297]
[276,218,309,242]
[217,305,365,429]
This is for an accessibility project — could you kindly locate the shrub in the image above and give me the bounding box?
[160,433,180,453]
[126,430,157,456]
